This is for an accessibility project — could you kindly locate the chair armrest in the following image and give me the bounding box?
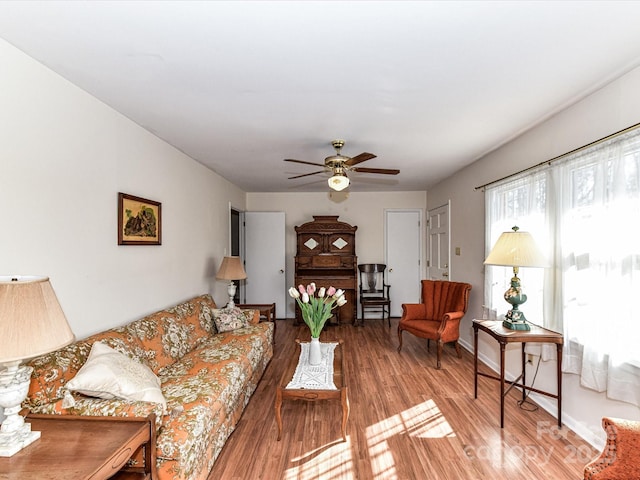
[584,417,640,479]
[438,311,466,337]
[401,303,427,320]
[442,311,465,323]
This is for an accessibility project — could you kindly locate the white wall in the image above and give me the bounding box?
[0,39,245,339]
[246,191,427,317]
[428,66,640,447]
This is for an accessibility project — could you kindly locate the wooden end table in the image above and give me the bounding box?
[275,339,349,441]
[473,319,563,429]
[0,413,157,479]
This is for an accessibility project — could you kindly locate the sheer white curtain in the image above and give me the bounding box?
[485,129,640,407]
[485,171,549,325]
[485,171,555,359]
[560,131,640,406]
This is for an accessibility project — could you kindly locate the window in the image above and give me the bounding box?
[485,129,640,407]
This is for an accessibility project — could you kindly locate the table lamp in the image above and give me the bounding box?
[0,276,75,456]
[484,226,548,331]
[216,256,247,308]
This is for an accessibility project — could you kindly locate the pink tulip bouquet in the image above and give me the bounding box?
[288,282,347,338]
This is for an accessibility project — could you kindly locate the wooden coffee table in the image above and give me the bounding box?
[0,413,157,479]
[275,339,349,442]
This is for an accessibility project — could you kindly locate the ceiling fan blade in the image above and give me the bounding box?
[288,170,326,179]
[284,158,326,167]
[345,152,376,166]
[352,167,400,175]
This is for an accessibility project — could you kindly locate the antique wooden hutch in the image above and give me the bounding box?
[294,215,357,324]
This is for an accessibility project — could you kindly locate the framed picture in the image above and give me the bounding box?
[117,193,162,245]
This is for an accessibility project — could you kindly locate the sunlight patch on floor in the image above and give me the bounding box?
[284,439,354,480]
[365,400,455,479]
[281,401,454,479]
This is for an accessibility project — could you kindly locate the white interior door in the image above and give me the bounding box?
[385,209,422,317]
[243,212,286,319]
[427,203,450,280]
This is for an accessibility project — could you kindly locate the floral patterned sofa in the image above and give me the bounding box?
[24,294,274,480]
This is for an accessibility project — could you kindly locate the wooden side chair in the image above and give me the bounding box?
[397,279,471,369]
[358,264,391,327]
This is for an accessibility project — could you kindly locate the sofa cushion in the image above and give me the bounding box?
[123,295,218,373]
[25,326,148,409]
[66,342,167,410]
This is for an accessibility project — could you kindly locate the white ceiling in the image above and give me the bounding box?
[3,1,640,192]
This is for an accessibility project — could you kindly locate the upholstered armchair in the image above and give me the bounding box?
[584,417,640,479]
[397,280,471,369]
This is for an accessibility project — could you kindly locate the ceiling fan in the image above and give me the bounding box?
[284,139,400,191]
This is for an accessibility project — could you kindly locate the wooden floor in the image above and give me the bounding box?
[208,318,596,480]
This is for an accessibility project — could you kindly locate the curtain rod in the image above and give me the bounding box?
[474,121,640,191]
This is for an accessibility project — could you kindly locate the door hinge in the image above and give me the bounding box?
[426,260,430,267]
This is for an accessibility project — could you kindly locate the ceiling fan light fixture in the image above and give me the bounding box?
[328,173,349,191]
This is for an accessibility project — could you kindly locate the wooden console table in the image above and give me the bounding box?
[275,339,349,441]
[0,413,157,479]
[473,319,563,429]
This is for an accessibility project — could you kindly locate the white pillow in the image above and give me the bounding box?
[66,342,166,410]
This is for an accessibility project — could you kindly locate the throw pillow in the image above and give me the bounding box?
[212,307,255,332]
[66,342,167,410]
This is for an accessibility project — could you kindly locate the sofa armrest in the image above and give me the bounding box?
[584,417,640,480]
[29,396,166,430]
[247,309,260,325]
[401,303,428,320]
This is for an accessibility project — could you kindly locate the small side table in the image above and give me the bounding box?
[237,303,276,342]
[275,339,349,441]
[473,319,563,429]
[0,413,157,479]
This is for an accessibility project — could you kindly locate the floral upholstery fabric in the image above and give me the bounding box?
[212,306,256,332]
[24,294,272,480]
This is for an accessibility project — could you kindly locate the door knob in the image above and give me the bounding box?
[279,269,284,274]
[442,272,449,277]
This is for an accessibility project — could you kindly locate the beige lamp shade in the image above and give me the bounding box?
[0,276,75,363]
[216,256,247,281]
[484,227,548,268]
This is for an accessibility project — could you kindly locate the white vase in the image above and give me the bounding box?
[309,337,322,365]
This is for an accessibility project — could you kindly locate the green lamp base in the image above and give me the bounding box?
[502,319,531,331]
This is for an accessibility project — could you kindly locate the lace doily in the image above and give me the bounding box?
[286,341,338,390]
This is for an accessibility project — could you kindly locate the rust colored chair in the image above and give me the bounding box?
[397,280,472,369]
[584,417,640,480]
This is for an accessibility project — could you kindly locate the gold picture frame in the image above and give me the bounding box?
[117,193,162,245]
